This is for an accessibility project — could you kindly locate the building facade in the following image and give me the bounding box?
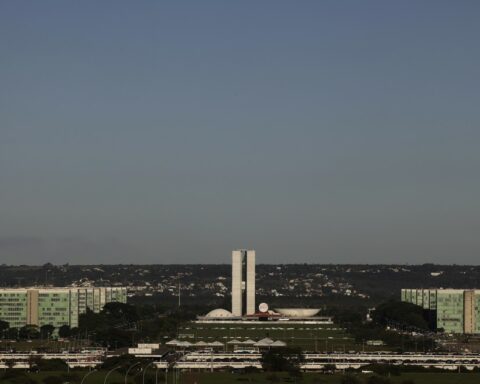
[401,288,480,334]
[0,287,127,329]
[231,249,256,316]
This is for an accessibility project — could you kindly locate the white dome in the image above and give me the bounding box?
[275,308,320,317]
[205,308,234,318]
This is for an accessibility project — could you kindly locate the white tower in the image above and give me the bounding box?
[231,249,256,316]
[231,250,243,316]
[246,250,256,315]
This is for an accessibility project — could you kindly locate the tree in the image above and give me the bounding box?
[0,319,9,334]
[19,325,40,339]
[5,327,19,339]
[36,359,68,371]
[102,302,139,325]
[58,324,71,338]
[78,303,140,348]
[261,347,304,373]
[372,300,429,330]
[40,324,55,339]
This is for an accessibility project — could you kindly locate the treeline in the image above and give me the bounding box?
[333,300,437,352]
[0,321,56,340]
[0,302,202,349]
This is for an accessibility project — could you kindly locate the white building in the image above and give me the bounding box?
[231,249,255,316]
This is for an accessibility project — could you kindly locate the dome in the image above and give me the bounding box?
[205,308,234,318]
[274,308,320,317]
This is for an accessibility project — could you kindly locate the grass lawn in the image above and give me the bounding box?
[178,322,372,352]
[3,371,480,384]
[164,372,480,384]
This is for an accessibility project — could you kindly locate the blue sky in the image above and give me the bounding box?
[1,1,479,264]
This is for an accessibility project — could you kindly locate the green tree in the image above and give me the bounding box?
[5,327,19,339]
[0,319,9,334]
[19,324,40,339]
[40,324,55,339]
[102,302,140,325]
[78,303,140,347]
[372,300,429,330]
[261,347,304,373]
[36,358,68,371]
[58,324,71,338]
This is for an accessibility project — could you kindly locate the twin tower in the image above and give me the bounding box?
[231,249,256,316]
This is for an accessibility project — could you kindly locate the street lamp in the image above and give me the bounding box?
[125,362,141,384]
[104,366,121,384]
[80,369,97,384]
[142,361,155,384]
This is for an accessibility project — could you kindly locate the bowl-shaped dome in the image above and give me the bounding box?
[274,308,320,317]
[205,308,234,318]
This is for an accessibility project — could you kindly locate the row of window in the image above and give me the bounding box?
[0,298,26,302]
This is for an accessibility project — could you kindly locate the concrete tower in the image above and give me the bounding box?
[231,249,256,316]
[246,250,256,315]
[231,250,243,316]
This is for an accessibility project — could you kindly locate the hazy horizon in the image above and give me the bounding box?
[1,1,479,265]
[0,261,476,267]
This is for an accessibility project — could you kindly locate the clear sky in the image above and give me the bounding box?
[1,1,479,265]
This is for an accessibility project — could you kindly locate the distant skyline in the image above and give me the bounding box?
[1,1,479,264]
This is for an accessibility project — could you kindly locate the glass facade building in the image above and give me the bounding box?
[401,288,480,334]
[0,287,127,329]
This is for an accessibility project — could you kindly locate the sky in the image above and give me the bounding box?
[1,1,479,265]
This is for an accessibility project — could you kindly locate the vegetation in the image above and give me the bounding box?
[3,371,480,384]
[261,347,304,375]
[372,301,430,331]
[341,374,362,384]
[0,319,9,333]
[333,300,436,353]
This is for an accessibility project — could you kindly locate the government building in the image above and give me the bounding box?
[401,288,480,334]
[0,287,127,329]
